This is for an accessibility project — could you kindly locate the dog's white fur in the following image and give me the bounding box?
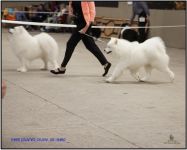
[104,37,175,82]
[9,26,59,72]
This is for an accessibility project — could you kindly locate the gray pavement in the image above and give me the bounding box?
[1,28,185,149]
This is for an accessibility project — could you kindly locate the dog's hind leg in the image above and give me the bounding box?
[140,65,152,82]
[106,63,125,83]
[41,57,48,70]
[130,69,141,81]
[165,67,175,82]
[50,59,59,70]
[156,65,175,82]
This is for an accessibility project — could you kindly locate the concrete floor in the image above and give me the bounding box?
[1,28,186,149]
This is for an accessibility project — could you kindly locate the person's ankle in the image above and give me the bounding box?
[104,62,110,68]
[60,66,66,71]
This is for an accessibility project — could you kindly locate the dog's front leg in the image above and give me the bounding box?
[17,57,28,72]
[106,62,126,83]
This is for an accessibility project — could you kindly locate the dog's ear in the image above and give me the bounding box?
[14,26,20,33]
[20,26,24,30]
[111,37,118,45]
[18,26,23,33]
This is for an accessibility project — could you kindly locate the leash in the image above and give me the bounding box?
[80,32,107,43]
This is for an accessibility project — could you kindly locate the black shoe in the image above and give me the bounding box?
[50,68,66,75]
[103,62,111,76]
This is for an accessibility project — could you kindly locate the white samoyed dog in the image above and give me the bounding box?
[104,37,175,83]
[9,26,59,72]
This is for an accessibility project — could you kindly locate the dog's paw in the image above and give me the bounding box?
[170,78,175,83]
[140,76,150,82]
[105,77,113,83]
[169,73,175,83]
[17,67,27,72]
[135,75,141,81]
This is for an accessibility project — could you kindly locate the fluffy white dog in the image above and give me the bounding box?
[104,37,175,83]
[9,26,59,72]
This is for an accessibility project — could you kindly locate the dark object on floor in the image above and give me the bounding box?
[119,23,138,42]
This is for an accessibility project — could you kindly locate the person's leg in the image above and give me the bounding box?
[138,21,147,43]
[81,34,111,76]
[50,31,81,74]
[138,12,147,43]
[61,32,82,67]
[82,36,107,65]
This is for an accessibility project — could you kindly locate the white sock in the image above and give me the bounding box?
[60,67,66,71]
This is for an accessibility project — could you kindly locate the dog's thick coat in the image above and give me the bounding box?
[104,37,175,82]
[9,26,59,72]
